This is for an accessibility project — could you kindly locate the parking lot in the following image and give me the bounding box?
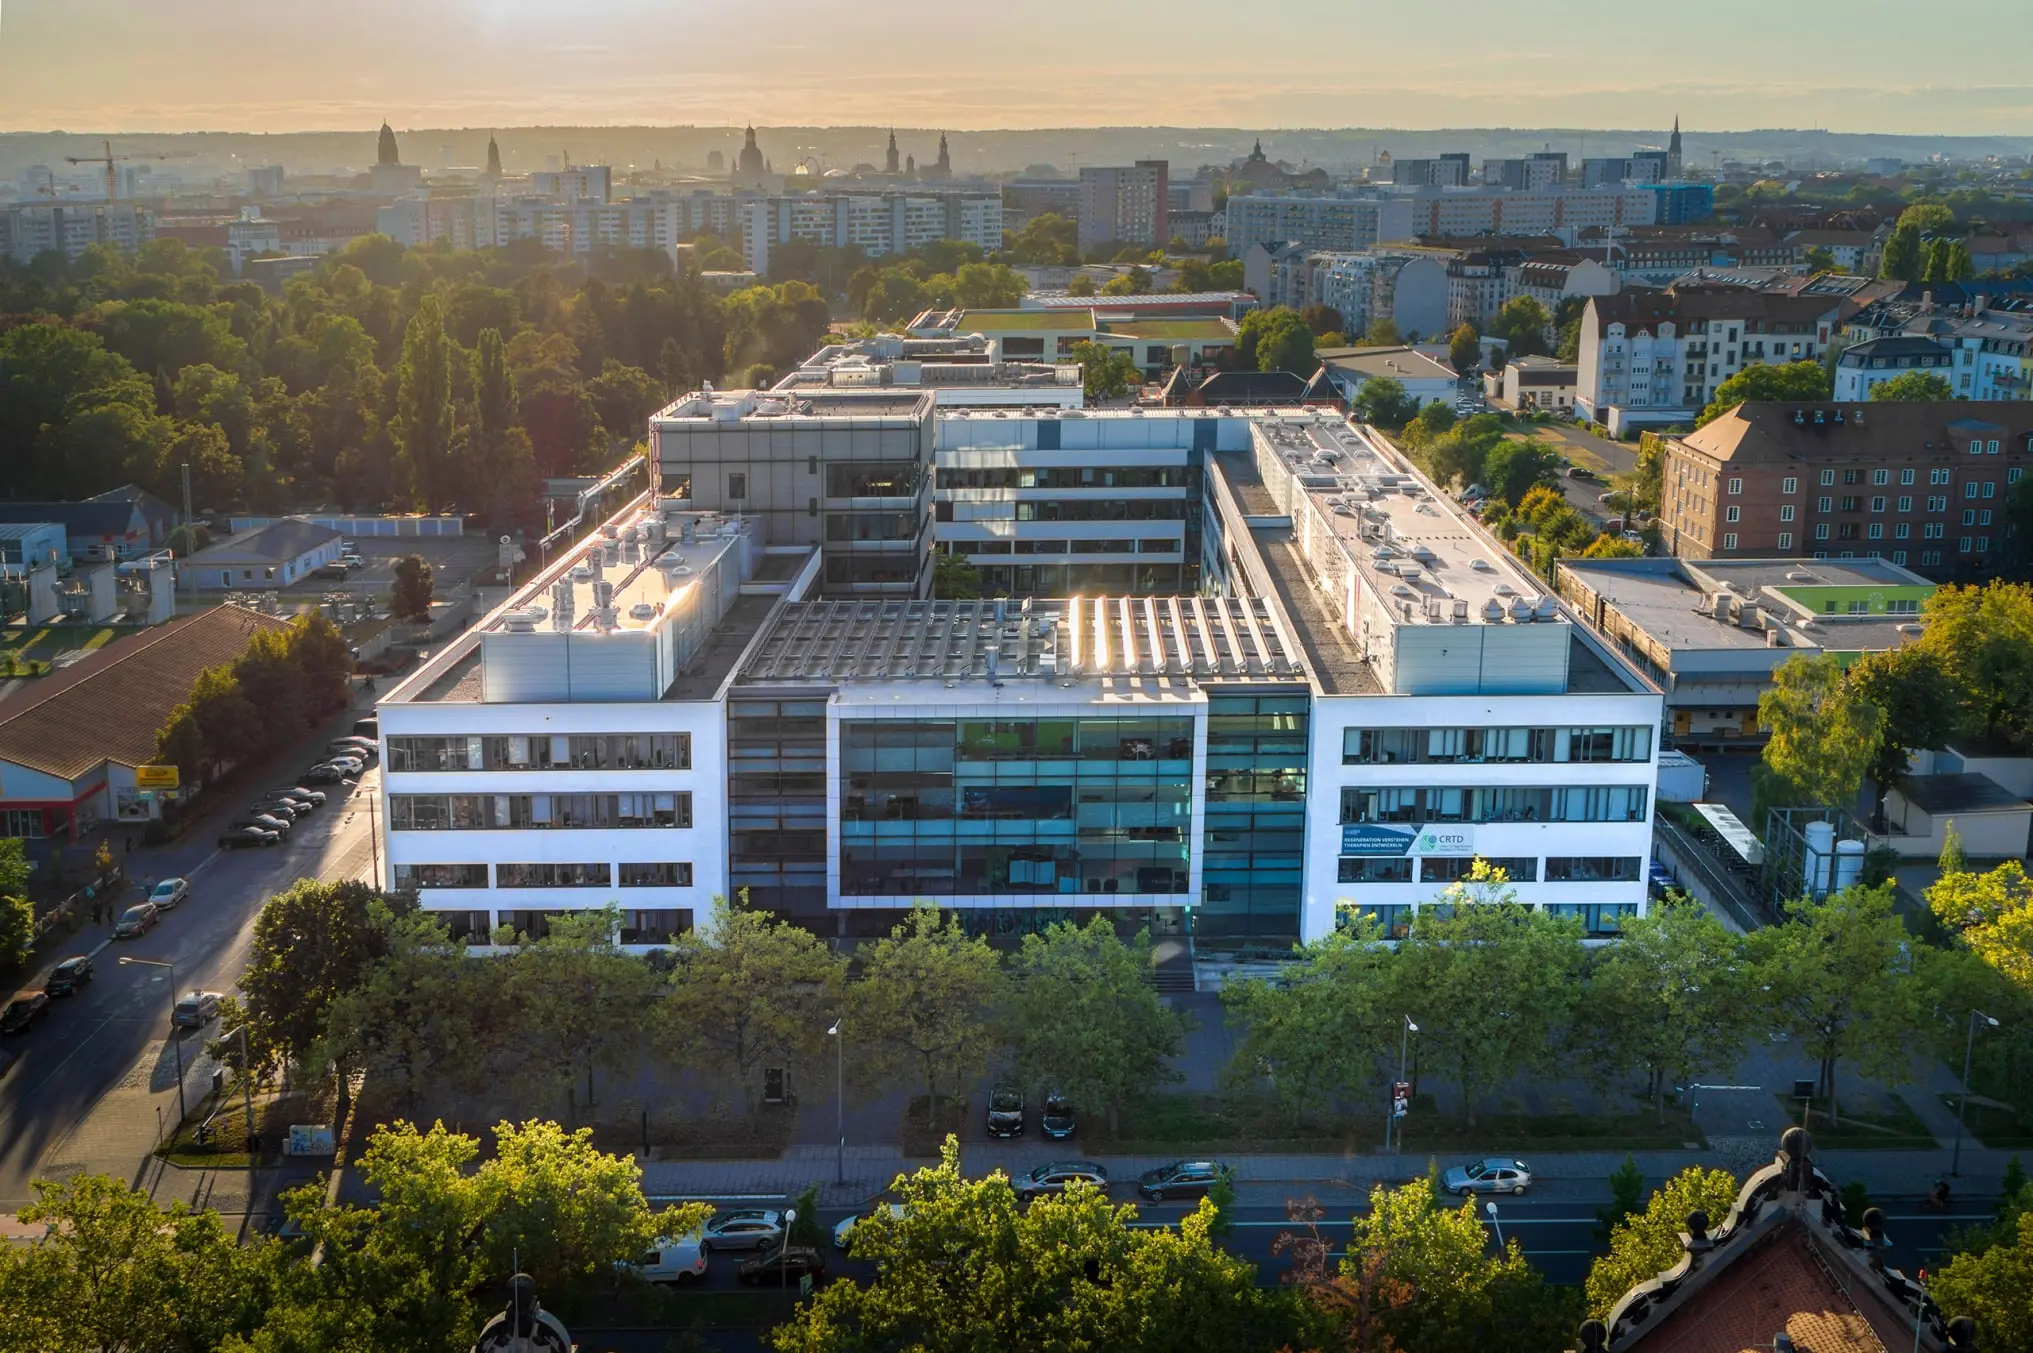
[281,534,502,600]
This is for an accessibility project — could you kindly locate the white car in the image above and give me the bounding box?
[700,1209,784,1252]
[1443,1157,1532,1196]
[628,1231,706,1285]
[148,878,190,911]
[833,1203,907,1250]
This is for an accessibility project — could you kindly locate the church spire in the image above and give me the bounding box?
[485,133,501,178]
[885,129,900,175]
[377,121,400,167]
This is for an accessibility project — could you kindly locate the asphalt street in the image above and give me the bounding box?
[0,725,379,1212]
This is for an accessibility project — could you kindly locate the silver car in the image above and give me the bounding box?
[699,1209,784,1253]
[1443,1157,1532,1196]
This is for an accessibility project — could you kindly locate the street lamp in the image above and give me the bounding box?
[1385,1016,1418,1152]
[1485,1200,1504,1250]
[119,956,184,1131]
[1951,1009,2000,1176]
[827,1020,844,1185]
[781,1208,797,1288]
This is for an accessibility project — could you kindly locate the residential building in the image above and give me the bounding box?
[375,408,1660,949]
[529,166,612,204]
[1577,286,1847,435]
[225,210,281,274]
[1578,225,1797,286]
[181,518,345,590]
[0,202,154,263]
[1391,185,1658,240]
[1487,356,1579,413]
[0,605,288,838]
[1652,400,2033,579]
[1167,209,1220,249]
[1783,227,1877,272]
[1581,152,1669,189]
[1557,556,1932,742]
[1312,345,1460,410]
[1002,177,1081,226]
[1831,335,1955,401]
[0,496,172,562]
[1245,246,1448,339]
[246,165,285,198]
[1482,154,1568,189]
[1078,162,1169,254]
[1504,254,1622,312]
[738,192,1002,273]
[1223,194,1414,262]
[1390,155,1470,187]
[1639,182,1716,226]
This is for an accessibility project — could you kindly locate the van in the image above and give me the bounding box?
[629,1232,707,1285]
[351,716,379,739]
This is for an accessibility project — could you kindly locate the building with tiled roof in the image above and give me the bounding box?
[0,604,289,839]
[182,517,344,590]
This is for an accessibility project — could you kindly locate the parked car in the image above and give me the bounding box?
[339,552,365,569]
[700,1209,784,1253]
[1443,1158,1532,1196]
[319,755,365,776]
[148,877,190,911]
[1565,465,1595,480]
[1137,1160,1229,1203]
[313,562,353,580]
[627,1232,707,1285]
[1041,1093,1076,1139]
[986,1082,1025,1138]
[219,825,280,850]
[301,763,347,785]
[232,813,291,839]
[329,737,378,762]
[1013,1161,1109,1200]
[113,902,160,937]
[172,990,224,1028]
[833,1203,907,1251]
[273,786,327,808]
[259,794,313,818]
[2,991,51,1034]
[350,717,379,739]
[739,1244,826,1287]
[44,955,93,995]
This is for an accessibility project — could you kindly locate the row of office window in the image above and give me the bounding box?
[1341,725,1651,766]
[1339,785,1650,824]
[387,734,692,773]
[424,908,693,946]
[1342,901,1638,938]
[394,861,694,890]
[388,793,694,830]
[936,466,1194,490]
[1335,855,1643,884]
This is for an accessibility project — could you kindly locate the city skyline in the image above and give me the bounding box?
[3,0,2033,136]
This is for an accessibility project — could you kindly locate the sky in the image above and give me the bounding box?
[4,0,2033,135]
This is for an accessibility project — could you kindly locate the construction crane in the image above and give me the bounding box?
[62,140,190,203]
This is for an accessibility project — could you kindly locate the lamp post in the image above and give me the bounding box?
[781,1208,797,1288]
[1485,1200,1504,1250]
[827,1020,844,1185]
[1951,1008,1999,1176]
[1385,1016,1418,1152]
[119,956,184,1131]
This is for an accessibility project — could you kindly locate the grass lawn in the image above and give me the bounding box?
[901,1095,972,1158]
[1939,1095,2033,1149]
[1803,1095,1938,1149]
[1075,1093,1703,1157]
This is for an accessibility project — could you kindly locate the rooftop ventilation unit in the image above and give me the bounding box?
[592,579,614,608]
[1508,597,1535,622]
[629,602,658,621]
[1481,599,1507,622]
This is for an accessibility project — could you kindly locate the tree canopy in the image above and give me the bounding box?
[1696,359,1832,426]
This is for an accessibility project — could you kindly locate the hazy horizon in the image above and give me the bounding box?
[4,0,2033,138]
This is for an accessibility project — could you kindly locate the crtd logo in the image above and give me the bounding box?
[1417,829,1470,852]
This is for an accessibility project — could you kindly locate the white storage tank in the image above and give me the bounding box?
[1803,820,1836,897]
[1832,838,1867,893]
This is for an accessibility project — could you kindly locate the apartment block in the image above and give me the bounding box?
[1078,162,1169,254]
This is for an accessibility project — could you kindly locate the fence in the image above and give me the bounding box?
[226,515,464,537]
[30,864,125,946]
[1653,816,1770,933]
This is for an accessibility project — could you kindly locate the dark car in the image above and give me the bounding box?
[301,763,346,785]
[351,717,379,739]
[1013,1161,1108,1200]
[113,902,160,937]
[1041,1093,1076,1139]
[44,955,93,995]
[232,812,291,839]
[274,786,327,808]
[250,800,300,823]
[1137,1160,1229,1203]
[986,1082,1025,1138]
[2,991,51,1034]
[738,1245,827,1287]
[219,825,280,850]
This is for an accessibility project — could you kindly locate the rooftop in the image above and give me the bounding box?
[735,596,1303,686]
[1898,772,2029,815]
[187,517,340,565]
[950,309,1097,332]
[651,388,932,425]
[1675,401,2033,466]
[0,605,289,781]
[1560,556,1929,658]
[1315,345,1458,382]
[1106,318,1235,341]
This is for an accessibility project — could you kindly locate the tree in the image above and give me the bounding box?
[1758,652,1885,816]
[1297,304,1346,337]
[585,358,666,445]
[1362,318,1405,347]
[1928,860,2033,992]
[1583,900,1753,1120]
[1482,439,1563,510]
[1871,369,1955,401]
[1696,359,1832,426]
[848,905,1008,1122]
[1900,203,1957,236]
[1447,324,1482,376]
[953,261,1025,309]
[1069,339,1141,401]
[1352,375,1420,429]
[770,1139,1286,1353]
[393,295,454,512]
[1927,1212,2033,1351]
[1584,1166,1744,1316]
[660,895,844,1117]
[1066,273,1097,297]
[502,906,662,1124]
[463,328,537,532]
[1804,246,1840,274]
[242,879,413,1069]
[1007,213,1079,265]
[1880,223,1923,281]
[1749,884,1925,1124]
[1914,582,2033,748]
[0,1173,274,1353]
[1221,915,1399,1126]
[1391,872,1585,1126]
[1255,312,1317,376]
[1596,1155,1648,1243]
[0,838,31,972]
[1008,918,1188,1132]
[390,553,434,621]
[317,911,485,1113]
[932,550,983,599]
[1487,296,1553,359]
[1845,644,1961,828]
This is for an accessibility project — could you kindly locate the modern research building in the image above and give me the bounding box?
[376,390,1662,950]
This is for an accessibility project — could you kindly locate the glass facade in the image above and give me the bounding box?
[1199,691,1308,941]
[838,716,1194,898]
[728,698,830,916]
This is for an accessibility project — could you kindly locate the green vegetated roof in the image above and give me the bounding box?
[1106,319,1234,341]
[954,309,1096,332]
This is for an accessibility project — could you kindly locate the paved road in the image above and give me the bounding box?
[0,716,379,1212]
